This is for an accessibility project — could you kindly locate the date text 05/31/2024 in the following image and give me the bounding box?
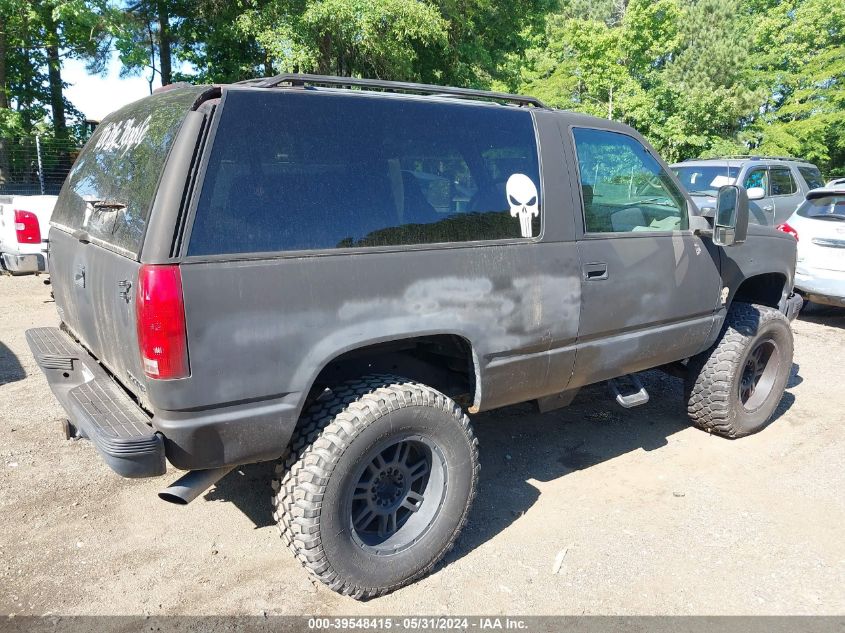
[307,617,529,630]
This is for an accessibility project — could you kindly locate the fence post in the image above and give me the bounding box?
[35,134,46,195]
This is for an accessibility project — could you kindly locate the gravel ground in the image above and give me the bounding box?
[1,273,844,616]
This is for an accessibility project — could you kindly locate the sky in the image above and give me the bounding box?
[63,51,163,121]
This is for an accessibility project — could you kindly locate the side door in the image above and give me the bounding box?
[742,166,775,225]
[564,126,722,389]
[770,165,804,223]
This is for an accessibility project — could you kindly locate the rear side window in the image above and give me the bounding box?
[51,86,204,256]
[798,166,825,190]
[770,167,797,195]
[187,90,541,255]
[572,128,687,233]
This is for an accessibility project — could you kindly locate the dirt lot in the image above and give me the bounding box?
[1,273,844,616]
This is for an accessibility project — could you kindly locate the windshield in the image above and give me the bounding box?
[51,85,206,256]
[797,195,845,221]
[672,165,739,196]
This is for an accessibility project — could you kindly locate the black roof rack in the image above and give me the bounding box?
[235,73,548,108]
[684,155,805,162]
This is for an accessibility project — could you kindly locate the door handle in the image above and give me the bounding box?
[583,262,608,281]
[763,205,774,212]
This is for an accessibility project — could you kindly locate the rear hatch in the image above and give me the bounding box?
[49,86,205,408]
[791,193,845,273]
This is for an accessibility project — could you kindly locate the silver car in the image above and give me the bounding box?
[671,156,825,226]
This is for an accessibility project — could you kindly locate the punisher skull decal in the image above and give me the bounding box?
[506,173,539,238]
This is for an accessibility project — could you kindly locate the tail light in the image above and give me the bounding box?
[14,210,41,244]
[777,222,799,241]
[136,264,190,379]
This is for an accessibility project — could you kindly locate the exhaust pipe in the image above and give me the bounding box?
[158,466,234,505]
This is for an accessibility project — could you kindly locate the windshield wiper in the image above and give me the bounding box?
[91,200,127,211]
[626,198,677,208]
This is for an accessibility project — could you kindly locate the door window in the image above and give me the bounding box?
[770,167,797,195]
[572,128,687,233]
[743,168,769,193]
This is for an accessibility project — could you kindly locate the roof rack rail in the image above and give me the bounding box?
[730,155,801,161]
[237,73,548,108]
[683,154,809,163]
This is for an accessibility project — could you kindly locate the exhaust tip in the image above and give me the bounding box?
[158,491,190,505]
[157,466,235,506]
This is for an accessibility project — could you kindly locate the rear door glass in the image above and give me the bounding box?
[770,167,797,195]
[51,86,204,256]
[187,89,542,255]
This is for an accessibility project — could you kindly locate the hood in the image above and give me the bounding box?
[689,193,717,216]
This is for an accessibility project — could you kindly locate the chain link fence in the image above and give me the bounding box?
[0,136,83,196]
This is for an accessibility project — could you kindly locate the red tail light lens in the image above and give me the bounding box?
[776,222,799,241]
[136,265,189,379]
[14,210,41,244]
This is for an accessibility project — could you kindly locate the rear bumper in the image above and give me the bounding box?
[26,326,300,476]
[2,252,46,273]
[26,327,165,478]
[795,266,845,307]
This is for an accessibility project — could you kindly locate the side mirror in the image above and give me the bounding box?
[747,186,765,201]
[713,184,749,247]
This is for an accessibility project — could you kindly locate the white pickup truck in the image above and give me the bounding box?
[0,195,57,274]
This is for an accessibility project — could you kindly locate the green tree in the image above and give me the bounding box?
[743,0,845,173]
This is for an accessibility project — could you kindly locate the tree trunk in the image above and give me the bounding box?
[42,4,67,141]
[263,49,274,77]
[0,13,9,189]
[157,1,172,85]
[19,9,33,132]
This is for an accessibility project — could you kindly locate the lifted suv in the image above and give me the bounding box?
[28,75,802,598]
[671,156,825,226]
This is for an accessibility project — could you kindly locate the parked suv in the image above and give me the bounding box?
[671,157,825,226]
[27,76,802,599]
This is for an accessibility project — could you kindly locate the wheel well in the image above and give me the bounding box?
[732,273,787,309]
[307,335,476,409]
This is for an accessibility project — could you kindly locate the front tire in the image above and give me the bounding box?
[273,375,479,599]
[686,302,793,438]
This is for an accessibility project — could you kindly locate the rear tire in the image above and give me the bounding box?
[273,375,479,599]
[685,302,793,438]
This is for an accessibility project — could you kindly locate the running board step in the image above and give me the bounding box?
[608,374,649,409]
[26,327,80,370]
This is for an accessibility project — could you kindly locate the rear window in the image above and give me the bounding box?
[798,165,825,190]
[187,89,541,256]
[797,195,845,220]
[51,86,205,256]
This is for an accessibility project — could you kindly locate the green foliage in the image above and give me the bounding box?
[1,0,844,174]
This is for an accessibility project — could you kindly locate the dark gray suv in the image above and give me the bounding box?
[672,157,825,226]
[27,75,802,599]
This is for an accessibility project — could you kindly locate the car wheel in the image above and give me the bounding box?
[273,375,479,599]
[685,302,793,438]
